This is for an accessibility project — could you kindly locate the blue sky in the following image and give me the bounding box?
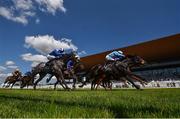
[0,0,180,77]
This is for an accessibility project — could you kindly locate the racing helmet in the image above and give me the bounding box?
[59,48,64,53]
[75,55,80,60]
[118,50,123,54]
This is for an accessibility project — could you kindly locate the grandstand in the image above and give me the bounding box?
[81,34,180,81]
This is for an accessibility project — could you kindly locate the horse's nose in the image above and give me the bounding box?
[141,60,145,64]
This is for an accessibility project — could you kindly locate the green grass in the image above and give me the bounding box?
[0,88,180,118]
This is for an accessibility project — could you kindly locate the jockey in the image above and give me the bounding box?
[105,50,125,62]
[67,60,74,71]
[47,48,65,60]
[104,50,126,71]
[12,69,20,77]
[66,55,80,71]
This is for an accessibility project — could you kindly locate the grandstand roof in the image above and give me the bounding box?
[81,34,180,69]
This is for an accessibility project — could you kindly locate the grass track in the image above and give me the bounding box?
[0,88,180,118]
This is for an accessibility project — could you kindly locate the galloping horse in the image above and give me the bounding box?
[20,72,34,89]
[83,55,147,90]
[32,52,79,90]
[3,70,22,88]
[45,55,86,90]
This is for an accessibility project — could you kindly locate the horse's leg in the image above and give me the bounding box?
[11,81,16,89]
[79,81,86,88]
[129,73,148,84]
[122,79,129,88]
[53,79,66,90]
[33,74,46,90]
[125,76,140,89]
[91,81,94,90]
[109,81,113,90]
[105,80,112,90]
[72,75,77,90]
[91,78,96,90]
[95,74,106,90]
[3,81,7,87]
[130,74,146,87]
[95,77,104,90]
[102,79,110,90]
[121,77,129,88]
[6,82,11,88]
[3,80,9,87]
[105,80,111,90]
[56,72,70,90]
[93,78,99,90]
[46,74,53,83]
[54,81,59,90]
[103,81,107,91]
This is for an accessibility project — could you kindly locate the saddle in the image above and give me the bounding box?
[115,61,127,69]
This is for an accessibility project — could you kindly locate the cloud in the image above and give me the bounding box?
[4,60,18,69]
[21,53,48,67]
[7,65,18,69]
[0,7,29,25]
[78,50,87,56]
[22,35,80,67]
[35,18,40,24]
[0,66,7,72]
[21,53,48,62]
[0,73,11,77]
[13,0,34,11]
[24,35,78,55]
[35,0,66,15]
[5,61,15,66]
[0,0,66,25]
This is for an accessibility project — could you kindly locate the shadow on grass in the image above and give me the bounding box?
[0,93,178,118]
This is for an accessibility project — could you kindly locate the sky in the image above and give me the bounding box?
[0,0,180,81]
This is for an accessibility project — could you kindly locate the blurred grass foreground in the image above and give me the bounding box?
[0,88,180,118]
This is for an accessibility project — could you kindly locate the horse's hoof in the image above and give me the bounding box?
[78,85,83,88]
[65,88,71,91]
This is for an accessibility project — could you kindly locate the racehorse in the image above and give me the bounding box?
[45,56,86,90]
[3,70,22,88]
[82,55,147,90]
[32,52,79,90]
[20,72,34,89]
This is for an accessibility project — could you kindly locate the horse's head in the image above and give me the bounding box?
[126,55,146,67]
[65,52,80,65]
[69,52,80,62]
[32,62,45,73]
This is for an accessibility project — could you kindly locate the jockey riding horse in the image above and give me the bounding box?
[80,53,147,90]
[92,55,147,90]
[32,49,80,90]
[3,69,22,88]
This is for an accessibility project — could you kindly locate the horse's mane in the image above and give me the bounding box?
[35,62,45,67]
[126,54,136,58]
